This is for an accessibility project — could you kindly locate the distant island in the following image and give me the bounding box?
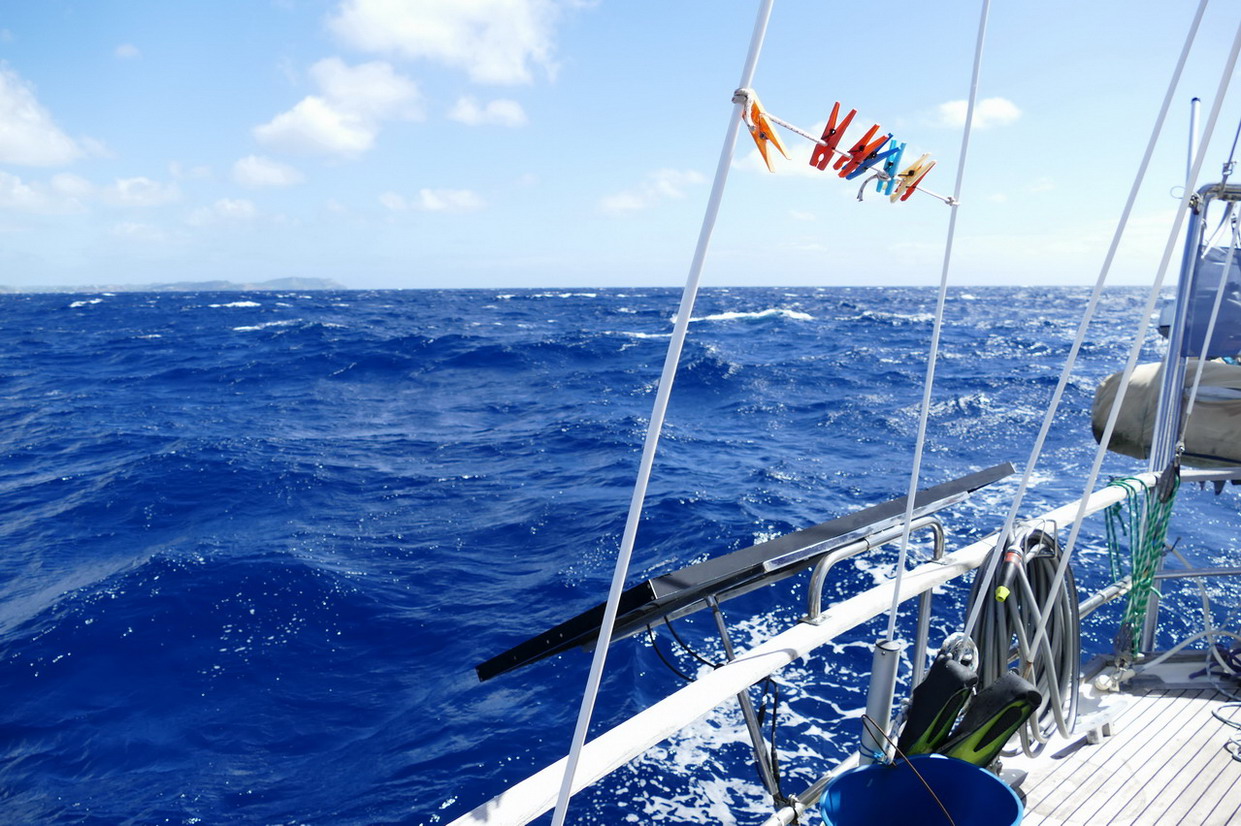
[0,277,346,294]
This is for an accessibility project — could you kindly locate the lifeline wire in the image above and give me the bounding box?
[1028,14,1241,662]
[884,0,991,643]
[548,1,778,823]
[961,0,1212,644]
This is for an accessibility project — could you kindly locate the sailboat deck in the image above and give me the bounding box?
[1010,657,1241,825]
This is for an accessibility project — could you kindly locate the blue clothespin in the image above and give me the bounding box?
[878,141,906,195]
[844,134,899,180]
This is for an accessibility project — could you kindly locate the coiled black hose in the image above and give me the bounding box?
[965,527,1080,756]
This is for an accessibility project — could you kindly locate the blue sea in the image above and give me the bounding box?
[0,287,1236,825]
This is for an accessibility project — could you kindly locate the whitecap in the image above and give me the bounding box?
[605,330,673,340]
[683,308,814,323]
[209,301,261,309]
[233,319,300,332]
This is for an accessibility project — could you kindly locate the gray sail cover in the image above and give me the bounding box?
[1162,245,1241,358]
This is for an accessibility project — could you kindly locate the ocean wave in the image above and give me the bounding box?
[0,287,1228,826]
[686,308,814,323]
[232,319,301,332]
[856,309,934,324]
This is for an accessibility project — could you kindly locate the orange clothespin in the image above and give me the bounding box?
[740,91,789,173]
[890,154,936,202]
[834,124,887,177]
[810,102,856,170]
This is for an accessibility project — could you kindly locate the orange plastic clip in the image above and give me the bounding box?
[834,124,887,177]
[742,93,789,173]
[809,102,856,170]
[890,154,936,202]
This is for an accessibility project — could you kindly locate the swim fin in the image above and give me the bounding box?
[939,671,1041,767]
[896,654,978,756]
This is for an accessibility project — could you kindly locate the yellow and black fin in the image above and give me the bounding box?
[939,671,1041,767]
[896,654,978,756]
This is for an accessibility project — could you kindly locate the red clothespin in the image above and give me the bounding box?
[844,134,897,180]
[890,154,936,202]
[740,91,789,173]
[835,124,887,177]
[809,102,856,170]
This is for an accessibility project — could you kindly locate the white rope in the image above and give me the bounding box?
[884,0,991,643]
[1184,214,1240,424]
[548,1,778,823]
[1026,12,1241,662]
[961,0,1212,644]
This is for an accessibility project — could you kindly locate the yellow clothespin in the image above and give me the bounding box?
[740,91,789,173]
[890,153,936,202]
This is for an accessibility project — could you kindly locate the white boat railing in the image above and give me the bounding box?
[447,472,1165,826]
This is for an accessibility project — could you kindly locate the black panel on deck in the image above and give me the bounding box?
[476,463,1014,681]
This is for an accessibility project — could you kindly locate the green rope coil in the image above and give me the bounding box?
[1103,473,1180,661]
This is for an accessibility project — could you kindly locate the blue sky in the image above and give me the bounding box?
[0,0,1238,289]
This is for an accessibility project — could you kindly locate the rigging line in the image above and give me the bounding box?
[1203,111,1240,248]
[1027,13,1241,663]
[548,1,778,823]
[1223,110,1241,183]
[961,0,1212,644]
[1184,215,1240,425]
[884,0,991,644]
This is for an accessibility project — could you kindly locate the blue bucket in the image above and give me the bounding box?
[820,754,1022,826]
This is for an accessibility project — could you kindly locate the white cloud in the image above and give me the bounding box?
[78,136,112,159]
[108,177,180,207]
[378,191,408,211]
[310,57,421,121]
[0,63,83,166]
[448,96,527,127]
[111,221,166,242]
[232,155,305,187]
[255,57,422,158]
[256,97,373,156]
[599,169,704,214]
[50,173,93,198]
[0,170,67,212]
[188,198,258,226]
[418,188,484,211]
[0,171,183,214]
[168,161,212,180]
[421,188,488,210]
[328,0,559,85]
[115,43,140,59]
[381,188,485,212]
[933,97,1021,129]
